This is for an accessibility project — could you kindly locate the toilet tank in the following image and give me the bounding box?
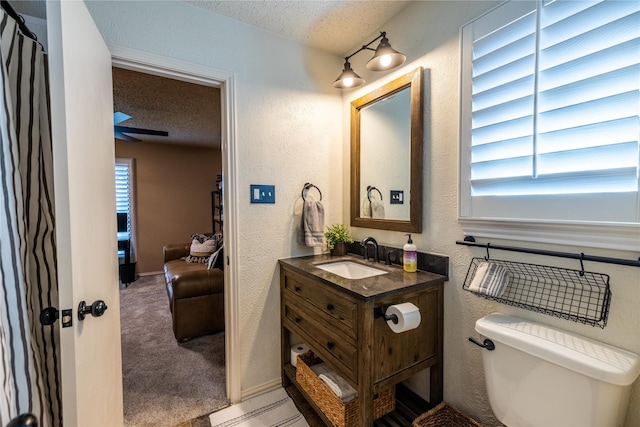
[475,313,640,427]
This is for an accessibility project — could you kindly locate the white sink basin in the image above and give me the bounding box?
[316,261,387,280]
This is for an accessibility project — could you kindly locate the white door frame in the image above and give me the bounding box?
[110,45,241,404]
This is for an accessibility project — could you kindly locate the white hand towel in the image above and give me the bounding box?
[318,372,358,403]
[298,200,324,247]
[468,262,511,297]
[370,200,385,219]
[310,363,358,403]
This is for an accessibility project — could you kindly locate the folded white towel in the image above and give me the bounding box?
[370,200,385,219]
[318,372,358,403]
[310,363,358,403]
[468,262,511,297]
[299,200,324,247]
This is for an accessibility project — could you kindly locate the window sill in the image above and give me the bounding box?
[458,218,640,252]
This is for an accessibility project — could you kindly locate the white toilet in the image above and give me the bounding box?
[474,313,640,427]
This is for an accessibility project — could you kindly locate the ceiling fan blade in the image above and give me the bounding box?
[114,129,140,142]
[115,125,168,137]
[114,112,131,125]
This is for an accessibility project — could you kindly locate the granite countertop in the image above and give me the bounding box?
[279,254,446,300]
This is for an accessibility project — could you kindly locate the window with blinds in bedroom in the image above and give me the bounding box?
[115,158,135,257]
[459,0,640,250]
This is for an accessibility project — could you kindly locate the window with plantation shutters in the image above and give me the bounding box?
[459,0,640,251]
[115,158,135,258]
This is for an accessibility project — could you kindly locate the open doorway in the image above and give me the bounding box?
[112,66,228,426]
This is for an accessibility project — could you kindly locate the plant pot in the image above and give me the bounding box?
[330,242,347,256]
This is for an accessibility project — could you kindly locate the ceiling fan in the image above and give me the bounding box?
[114,112,169,142]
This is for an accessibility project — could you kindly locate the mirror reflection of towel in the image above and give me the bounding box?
[370,200,385,219]
[362,199,371,218]
[298,201,324,247]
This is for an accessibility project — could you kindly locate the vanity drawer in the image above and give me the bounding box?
[283,271,357,339]
[284,302,358,382]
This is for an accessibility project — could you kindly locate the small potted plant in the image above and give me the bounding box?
[324,223,354,256]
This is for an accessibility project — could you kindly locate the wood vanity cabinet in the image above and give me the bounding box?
[279,257,445,426]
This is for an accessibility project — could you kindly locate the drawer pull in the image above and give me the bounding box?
[294,286,301,292]
[326,303,335,311]
[294,317,301,323]
[327,341,334,350]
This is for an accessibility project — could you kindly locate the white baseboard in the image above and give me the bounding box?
[240,378,282,402]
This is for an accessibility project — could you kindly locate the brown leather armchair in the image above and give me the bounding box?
[163,243,224,341]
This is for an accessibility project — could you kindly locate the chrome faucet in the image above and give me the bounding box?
[361,237,379,262]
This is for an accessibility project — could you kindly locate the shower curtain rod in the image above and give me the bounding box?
[456,236,640,268]
[1,1,37,41]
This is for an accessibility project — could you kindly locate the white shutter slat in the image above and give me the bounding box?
[472,95,534,128]
[537,91,639,134]
[472,115,533,146]
[471,156,533,181]
[472,75,534,111]
[539,64,639,112]
[538,142,638,175]
[473,6,536,58]
[472,136,532,163]
[539,40,639,92]
[538,117,639,154]
[539,11,640,70]
[472,167,637,196]
[473,35,535,77]
[540,0,636,46]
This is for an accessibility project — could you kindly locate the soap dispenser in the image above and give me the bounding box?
[403,234,417,272]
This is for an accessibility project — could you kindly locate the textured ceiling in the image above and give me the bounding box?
[183,0,411,56]
[12,1,412,56]
[113,68,221,148]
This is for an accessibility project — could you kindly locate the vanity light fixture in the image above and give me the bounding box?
[332,31,406,89]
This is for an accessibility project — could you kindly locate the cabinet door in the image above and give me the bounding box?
[373,287,440,382]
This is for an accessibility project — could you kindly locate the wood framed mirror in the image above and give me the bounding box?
[350,67,423,232]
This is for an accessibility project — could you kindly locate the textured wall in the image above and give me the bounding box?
[115,140,221,273]
[88,1,640,424]
[342,2,640,426]
[87,1,343,395]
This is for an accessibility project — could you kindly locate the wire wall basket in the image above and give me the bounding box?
[462,257,611,328]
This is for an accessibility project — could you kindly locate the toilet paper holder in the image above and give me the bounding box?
[373,306,399,324]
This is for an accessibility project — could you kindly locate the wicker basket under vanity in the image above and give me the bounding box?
[412,402,484,427]
[296,351,395,427]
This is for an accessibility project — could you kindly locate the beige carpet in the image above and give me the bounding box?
[120,274,228,427]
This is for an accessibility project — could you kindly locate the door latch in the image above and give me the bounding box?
[39,307,73,328]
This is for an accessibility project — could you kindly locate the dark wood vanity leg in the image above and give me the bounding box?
[429,283,445,404]
[280,269,291,387]
[358,301,375,426]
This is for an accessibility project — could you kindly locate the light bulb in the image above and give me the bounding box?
[343,77,353,87]
[380,54,392,67]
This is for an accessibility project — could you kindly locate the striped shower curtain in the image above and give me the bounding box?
[0,10,61,427]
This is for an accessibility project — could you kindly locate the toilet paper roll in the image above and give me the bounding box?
[386,302,421,333]
[290,343,310,368]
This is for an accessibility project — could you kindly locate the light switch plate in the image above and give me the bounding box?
[250,184,275,204]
